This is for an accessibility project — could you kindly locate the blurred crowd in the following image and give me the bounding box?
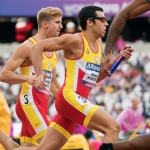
[0,19,150,142]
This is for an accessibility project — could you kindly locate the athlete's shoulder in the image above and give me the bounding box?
[21,38,34,48]
[14,39,33,56]
[60,32,81,40]
[60,33,82,46]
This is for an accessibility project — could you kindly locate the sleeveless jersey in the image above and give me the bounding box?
[20,37,57,95]
[64,33,102,98]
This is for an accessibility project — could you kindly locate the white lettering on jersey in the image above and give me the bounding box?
[81,62,101,87]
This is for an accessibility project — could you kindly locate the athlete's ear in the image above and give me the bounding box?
[43,21,48,29]
[87,19,94,27]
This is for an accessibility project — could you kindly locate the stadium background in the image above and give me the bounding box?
[0,0,150,147]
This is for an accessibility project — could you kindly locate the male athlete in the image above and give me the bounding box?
[0,6,62,150]
[13,6,133,150]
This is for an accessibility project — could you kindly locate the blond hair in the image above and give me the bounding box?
[37,7,62,28]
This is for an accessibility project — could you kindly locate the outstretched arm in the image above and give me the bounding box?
[97,45,134,82]
[32,34,75,77]
[105,0,150,55]
[32,34,79,90]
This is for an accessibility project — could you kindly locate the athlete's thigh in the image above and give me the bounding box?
[50,113,77,139]
[56,88,99,127]
[16,95,49,140]
[87,107,118,133]
[20,124,39,146]
[36,125,70,150]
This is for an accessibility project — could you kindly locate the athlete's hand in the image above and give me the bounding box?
[26,75,37,86]
[118,45,134,60]
[35,74,47,90]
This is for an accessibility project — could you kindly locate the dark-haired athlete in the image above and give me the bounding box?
[13,5,133,150]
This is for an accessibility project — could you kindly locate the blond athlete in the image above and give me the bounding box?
[0,7,62,149]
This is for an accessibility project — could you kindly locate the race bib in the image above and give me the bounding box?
[36,70,53,94]
[81,62,101,87]
[76,95,88,106]
[43,70,53,92]
[21,94,32,105]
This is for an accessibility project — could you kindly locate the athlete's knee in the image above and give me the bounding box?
[106,121,121,135]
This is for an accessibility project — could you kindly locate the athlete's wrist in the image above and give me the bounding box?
[36,73,44,77]
[24,75,29,83]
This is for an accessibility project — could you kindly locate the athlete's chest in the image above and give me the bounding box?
[42,53,57,71]
[82,47,101,65]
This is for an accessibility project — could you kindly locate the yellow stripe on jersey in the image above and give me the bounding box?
[20,136,39,146]
[50,122,71,139]
[20,65,32,94]
[20,37,57,95]
[20,96,42,129]
[28,37,37,44]
[64,33,102,98]
[32,129,47,142]
[65,60,76,89]
[83,105,99,127]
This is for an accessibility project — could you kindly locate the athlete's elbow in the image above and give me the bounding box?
[0,70,8,83]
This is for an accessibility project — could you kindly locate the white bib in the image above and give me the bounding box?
[81,62,101,87]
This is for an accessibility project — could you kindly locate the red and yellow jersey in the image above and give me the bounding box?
[20,37,57,95]
[63,33,102,98]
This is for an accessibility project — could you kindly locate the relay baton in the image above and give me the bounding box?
[108,46,131,77]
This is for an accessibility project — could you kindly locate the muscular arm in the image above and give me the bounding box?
[0,44,30,84]
[105,0,150,55]
[32,34,78,77]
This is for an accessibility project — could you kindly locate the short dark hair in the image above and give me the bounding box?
[78,6,103,30]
